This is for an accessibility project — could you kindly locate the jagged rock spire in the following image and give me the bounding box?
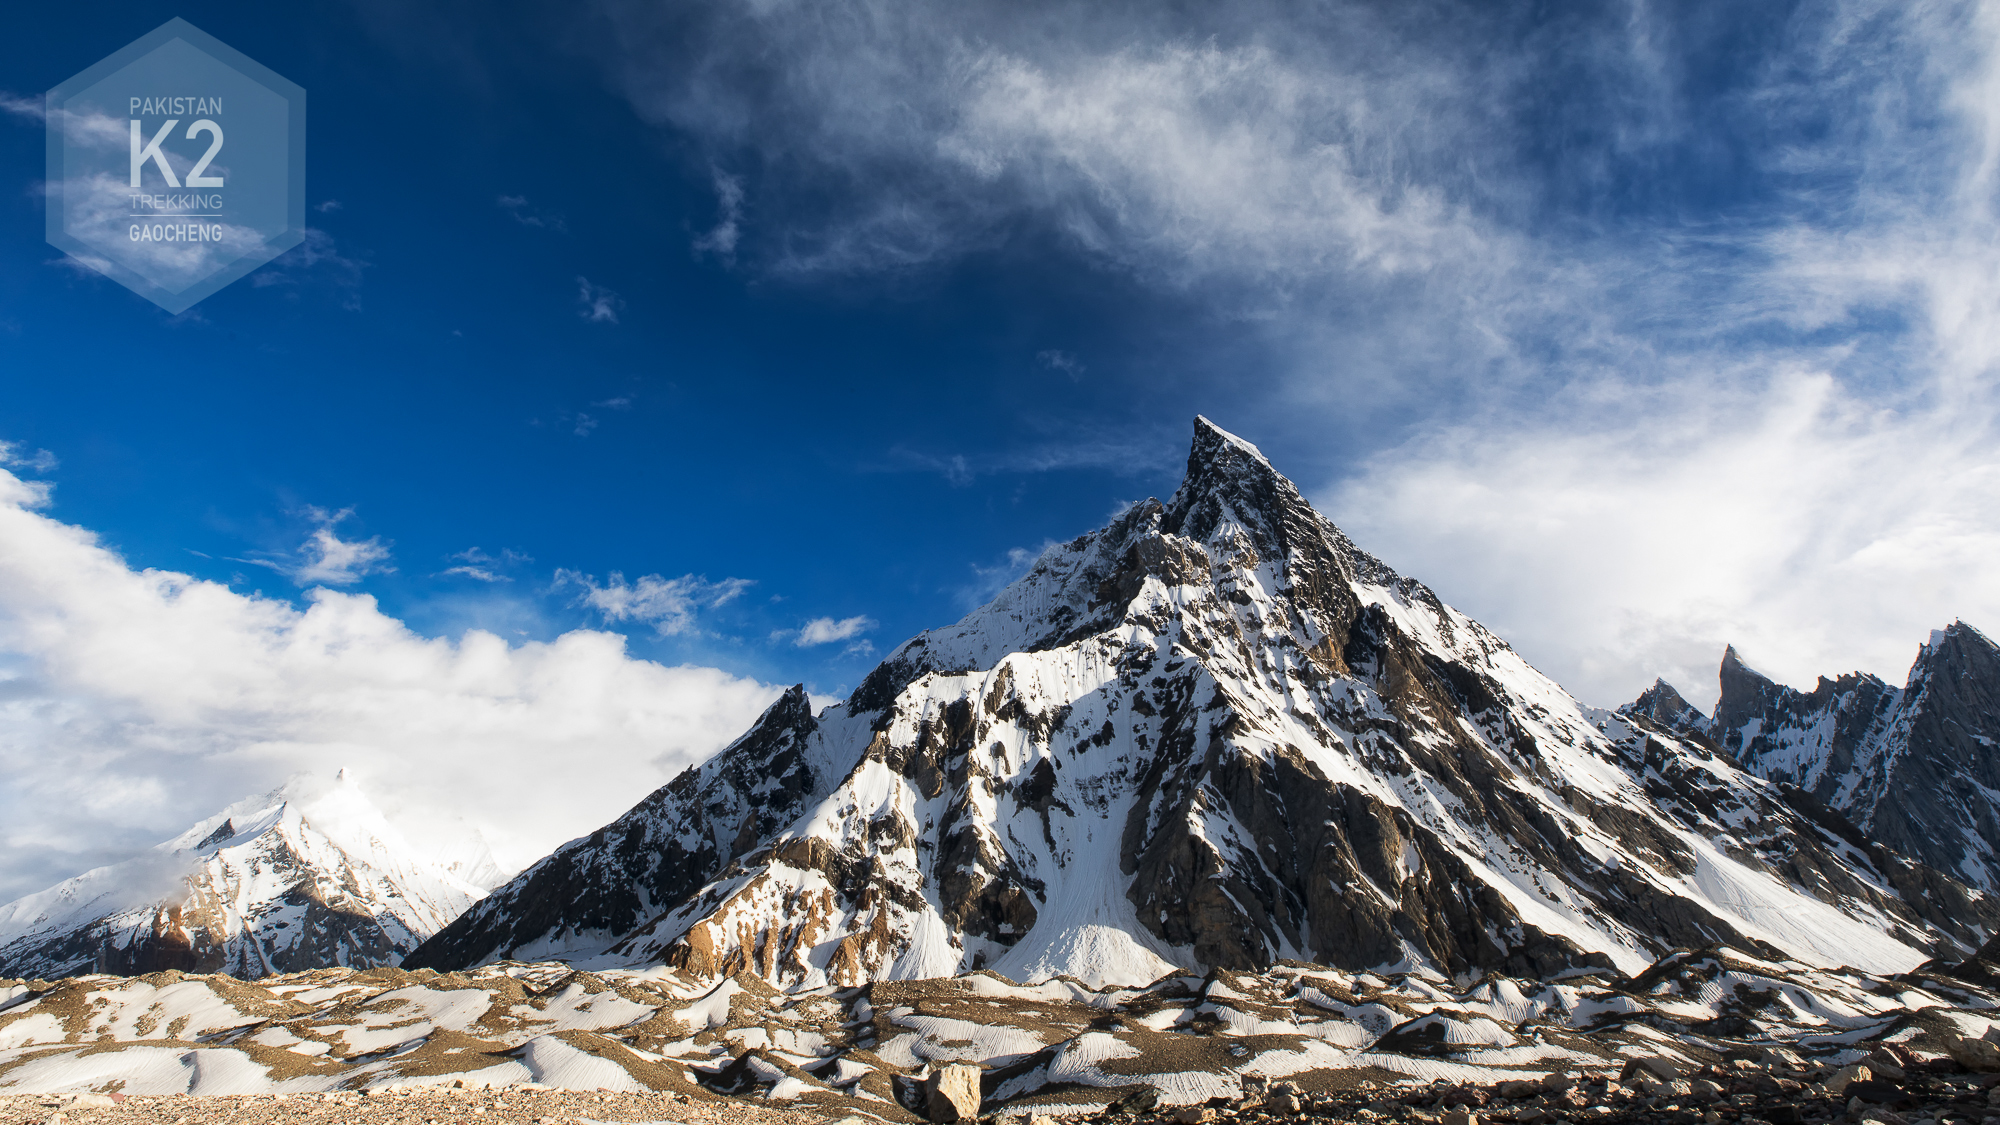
[1695,622,2000,890]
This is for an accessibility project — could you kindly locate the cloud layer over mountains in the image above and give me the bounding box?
[0,464,782,903]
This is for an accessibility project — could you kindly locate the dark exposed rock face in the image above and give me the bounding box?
[411,418,1996,986]
[403,686,822,971]
[1713,647,1900,797]
[1631,625,2000,891]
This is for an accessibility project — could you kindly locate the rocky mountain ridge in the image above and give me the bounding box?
[0,772,484,979]
[408,417,1996,988]
[1622,624,2000,892]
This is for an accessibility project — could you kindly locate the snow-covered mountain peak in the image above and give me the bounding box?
[414,419,1996,989]
[0,772,482,980]
[1166,414,1286,520]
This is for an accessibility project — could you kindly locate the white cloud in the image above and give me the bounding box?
[576,277,625,323]
[247,508,394,587]
[1036,349,1085,379]
[440,547,526,583]
[1329,367,2000,709]
[0,93,41,122]
[0,465,786,900]
[556,569,753,636]
[598,4,1495,285]
[498,194,567,231]
[793,615,877,647]
[0,442,57,473]
[57,169,271,291]
[692,168,744,258]
[2,93,126,150]
[883,426,1179,487]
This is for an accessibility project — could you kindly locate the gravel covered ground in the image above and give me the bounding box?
[9,1052,2000,1125]
[1072,1053,2000,1125]
[0,1087,834,1125]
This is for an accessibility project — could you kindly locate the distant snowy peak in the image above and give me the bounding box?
[1629,622,2000,891]
[0,773,484,980]
[413,417,1996,989]
[433,828,513,893]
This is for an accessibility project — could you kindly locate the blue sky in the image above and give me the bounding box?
[3,0,1997,895]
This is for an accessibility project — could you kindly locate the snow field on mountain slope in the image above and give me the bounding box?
[1345,577,1941,975]
[1677,838,1926,972]
[626,632,1201,988]
[917,646,1199,986]
[1178,574,1666,971]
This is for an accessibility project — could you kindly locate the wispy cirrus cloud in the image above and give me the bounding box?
[956,542,1059,610]
[0,441,57,474]
[588,0,2000,706]
[1036,349,1085,380]
[576,276,625,323]
[440,547,531,583]
[250,229,369,310]
[498,194,567,231]
[692,169,744,259]
[554,569,753,636]
[881,425,1180,486]
[242,507,394,588]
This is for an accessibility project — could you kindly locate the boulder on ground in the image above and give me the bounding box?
[1263,1092,1302,1115]
[1863,1052,1907,1080]
[1761,1047,1806,1070]
[923,1063,983,1123]
[1952,1037,2000,1073]
[1622,1057,1688,1083]
[1107,1088,1159,1115]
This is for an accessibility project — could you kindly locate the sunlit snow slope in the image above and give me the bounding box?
[0,771,483,979]
[411,418,1994,987]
